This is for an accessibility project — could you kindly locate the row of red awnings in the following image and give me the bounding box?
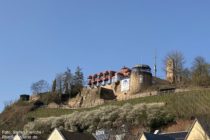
[88,67,131,86]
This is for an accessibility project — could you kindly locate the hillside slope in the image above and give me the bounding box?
[1,89,210,136]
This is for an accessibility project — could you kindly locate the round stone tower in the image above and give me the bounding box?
[130,64,152,94]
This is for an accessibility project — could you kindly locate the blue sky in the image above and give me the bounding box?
[0,0,210,112]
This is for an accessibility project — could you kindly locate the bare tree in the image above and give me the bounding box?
[31,80,50,94]
[72,67,84,96]
[51,79,57,93]
[54,67,84,97]
[55,68,73,94]
[55,73,64,94]
[163,51,185,83]
[63,68,73,94]
[191,56,210,86]
[181,68,192,85]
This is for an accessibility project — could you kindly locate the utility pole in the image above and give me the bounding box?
[154,49,157,77]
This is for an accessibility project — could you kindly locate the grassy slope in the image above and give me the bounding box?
[28,95,171,118]
[27,89,210,119]
[0,101,34,131]
[1,89,210,132]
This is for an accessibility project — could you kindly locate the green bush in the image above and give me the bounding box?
[39,92,62,105]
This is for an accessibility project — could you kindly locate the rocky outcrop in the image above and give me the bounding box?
[68,88,105,108]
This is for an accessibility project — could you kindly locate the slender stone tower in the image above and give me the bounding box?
[166,59,175,84]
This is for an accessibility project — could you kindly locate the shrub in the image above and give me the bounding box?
[148,111,175,131]
[24,103,166,133]
[39,92,62,105]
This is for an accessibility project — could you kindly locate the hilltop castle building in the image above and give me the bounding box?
[87,64,152,94]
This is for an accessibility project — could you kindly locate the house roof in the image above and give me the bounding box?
[93,134,109,140]
[161,118,210,140]
[60,130,96,140]
[184,118,210,140]
[143,132,175,140]
[196,118,210,137]
[13,134,22,140]
[161,131,188,140]
[141,118,210,140]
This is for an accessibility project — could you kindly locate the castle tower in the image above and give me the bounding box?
[166,59,175,83]
[129,65,152,94]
